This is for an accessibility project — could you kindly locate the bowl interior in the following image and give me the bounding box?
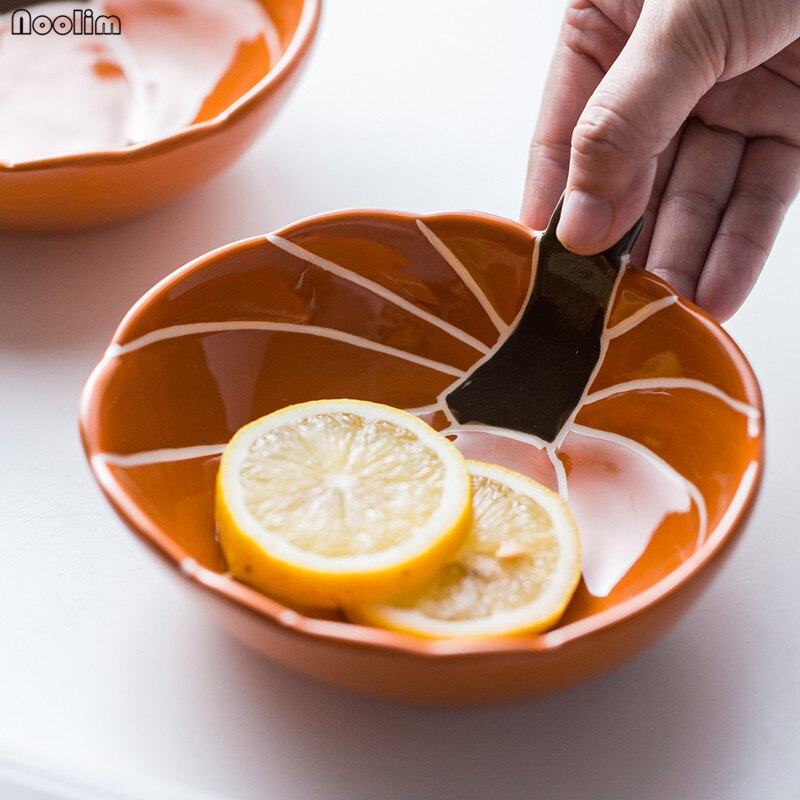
[80,210,763,648]
[0,0,309,167]
[188,0,307,124]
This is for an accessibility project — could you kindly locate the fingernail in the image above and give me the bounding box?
[557,189,613,252]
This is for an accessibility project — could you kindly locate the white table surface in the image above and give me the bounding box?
[2,2,799,798]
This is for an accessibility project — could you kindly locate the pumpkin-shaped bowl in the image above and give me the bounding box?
[79,209,764,705]
[0,0,320,232]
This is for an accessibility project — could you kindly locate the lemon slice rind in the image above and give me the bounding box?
[216,399,472,607]
[348,460,581,638]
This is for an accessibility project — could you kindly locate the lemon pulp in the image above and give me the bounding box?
[240,411,446,557]
[216,399,472,608]
[348,461,581,637]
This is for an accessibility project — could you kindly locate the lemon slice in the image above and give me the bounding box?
[348,461,581,638]
[215,399,472,608]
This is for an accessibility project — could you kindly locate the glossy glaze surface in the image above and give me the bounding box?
[0,0,279,164]
[80,210,764,703]
[0,0,319,231]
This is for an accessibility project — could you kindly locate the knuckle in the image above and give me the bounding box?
[562,2,594,43]
[562,2,629,69]
[571,98,659,165]
[663,188,723,225]
[716,229,770,264]
[571,110,629,163]
[732,182,789,220]
[528,139,571,166]
[562,2,606,54]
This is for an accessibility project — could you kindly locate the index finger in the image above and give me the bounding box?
[521,3,628,230]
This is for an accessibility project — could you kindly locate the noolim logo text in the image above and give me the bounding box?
[11,8,121,35]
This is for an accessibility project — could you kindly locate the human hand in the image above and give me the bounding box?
[522,0,800,320]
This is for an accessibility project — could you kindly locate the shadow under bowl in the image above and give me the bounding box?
[79,209,764,704]
[0,0,320,232]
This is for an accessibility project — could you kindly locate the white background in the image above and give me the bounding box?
[2,2,799,798]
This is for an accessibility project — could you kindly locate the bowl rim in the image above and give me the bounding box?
[79,208,766,660]
[0,0,322,172]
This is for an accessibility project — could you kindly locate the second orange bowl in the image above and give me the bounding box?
[0,0,320,232]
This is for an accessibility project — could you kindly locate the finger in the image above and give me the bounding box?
[764,47,800,86]
[646,120,745,300]
[557,3,720,254]
[696,66,800,145]
[591,0,644,35]
[631,127,683,265]
[696,137,800,321]
[521,2,628,230]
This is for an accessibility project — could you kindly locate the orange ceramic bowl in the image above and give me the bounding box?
[0,0,320,232]
[79,210,764,705]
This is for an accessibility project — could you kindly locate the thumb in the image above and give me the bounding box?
[557,3,720,254]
